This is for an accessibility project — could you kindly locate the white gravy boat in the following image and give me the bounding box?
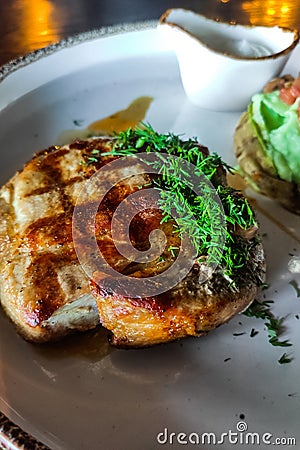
[158,9,299,111]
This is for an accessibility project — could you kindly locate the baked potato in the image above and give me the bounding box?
[234,75,300,214]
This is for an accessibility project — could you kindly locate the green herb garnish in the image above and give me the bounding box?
[86,124,258,286]
[158,256,165,263]
[168,246,179,258]
[244,299,293,349]
[250,328,259,337]
[86,156,99,164]
[243,299,274,320]
[278,353,293,364]
[265,318,292,347]
[73,119,84,127]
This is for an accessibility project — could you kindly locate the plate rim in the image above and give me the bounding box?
[0,20,156,83]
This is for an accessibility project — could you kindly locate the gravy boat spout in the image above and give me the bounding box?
[158,9,299,111]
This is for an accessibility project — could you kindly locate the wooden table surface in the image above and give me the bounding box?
[1,0,300,66]
[0,0,300,449]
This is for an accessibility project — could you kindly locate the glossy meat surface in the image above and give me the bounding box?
[91,240,265,348]
[0,138,116,341]
[0,137,265,346]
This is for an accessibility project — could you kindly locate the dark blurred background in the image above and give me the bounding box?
[1,0,300,65]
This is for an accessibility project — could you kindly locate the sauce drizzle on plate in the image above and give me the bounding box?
[88,96,153,134]
[57,96,153,145]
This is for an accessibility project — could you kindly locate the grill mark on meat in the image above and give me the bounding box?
[20,139,118,253]
[23,186,58,197]
[91,281,171,315]
[35,147,74,213]
[70,138,117,171]
[20,140,117,252]
[74,200,135,274]
[19,148,77,255]
[69,138,113,151]
[22,214,74,251]
[24,253,68,325]
[24,176,84,197]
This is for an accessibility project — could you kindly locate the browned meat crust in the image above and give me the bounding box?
[0,137,265,346]
[0,138,116,342]
[87,147,265,348]
[90,239,264,348]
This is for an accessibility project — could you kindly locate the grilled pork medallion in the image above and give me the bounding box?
[0,127,265,345]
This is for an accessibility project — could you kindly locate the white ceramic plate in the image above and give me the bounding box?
[0,23,300,450]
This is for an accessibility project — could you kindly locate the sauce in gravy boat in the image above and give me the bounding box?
[158,9,299,111]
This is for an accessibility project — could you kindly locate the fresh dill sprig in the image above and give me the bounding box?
[278,353,293,364]
[217,186,256,230]
[85,124,258,284]
[168,246,180,258]
[250,328,259,337]
[266,318,292,347]
[243,299,293,349]
[243,299,274,320]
